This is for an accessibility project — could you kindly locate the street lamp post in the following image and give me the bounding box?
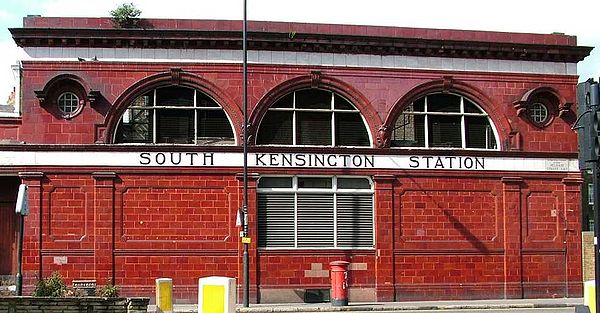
[242,0,250,307]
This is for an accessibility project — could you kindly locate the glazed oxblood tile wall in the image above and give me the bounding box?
[0,16,591,303]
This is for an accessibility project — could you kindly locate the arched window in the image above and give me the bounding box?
[256,89,370,147]
[391,93,498,149]
[114,86,235,145]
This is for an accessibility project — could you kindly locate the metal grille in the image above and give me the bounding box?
[297,194,334,247]
[336,194,374,248]
[257,177,374,249]
[257,194,295,248]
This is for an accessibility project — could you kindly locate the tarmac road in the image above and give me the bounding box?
[160,306,581,313]
[154,298,586,313]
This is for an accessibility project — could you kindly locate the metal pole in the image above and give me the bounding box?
[242,0,250,307]
[588,80,600,313]
[594,162,600,312]
[16,214,24,296]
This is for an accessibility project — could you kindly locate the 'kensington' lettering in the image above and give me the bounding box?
[255,153,375,168]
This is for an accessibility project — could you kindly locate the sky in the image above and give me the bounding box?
[1,0,599,104]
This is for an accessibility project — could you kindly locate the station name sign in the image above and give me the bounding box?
[138,152,486,170]
[0,151,576,172]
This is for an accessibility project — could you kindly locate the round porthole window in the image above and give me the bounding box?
[529,102,549,125]
[57,92,81,118]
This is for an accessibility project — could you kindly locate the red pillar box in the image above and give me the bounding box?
[330,261,350,306]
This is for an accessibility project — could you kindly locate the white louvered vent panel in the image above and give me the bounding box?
[297,194,334,247]
[258,193,295,248]
[336,194,374,248]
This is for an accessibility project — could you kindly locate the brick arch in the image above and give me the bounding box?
[34,73,93,120]
[381,77,512,149]
[38,73,91,94]
[35,73,91,106]
[249,73,381,146]
[102,70,242,144]
[516,86,566,106]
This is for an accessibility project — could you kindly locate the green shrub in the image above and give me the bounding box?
[32,272,67,297]
[98,283,120,298]
[110,3,142,28]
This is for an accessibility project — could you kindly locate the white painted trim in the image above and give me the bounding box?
[0,151,579,172]
[0,64,22,118]
[22,47,577,76]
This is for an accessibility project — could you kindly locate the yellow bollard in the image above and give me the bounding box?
[155,278,173,313]
[585,280,596,313]
[198,277,236,313]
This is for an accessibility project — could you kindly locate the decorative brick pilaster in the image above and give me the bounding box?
[18,172,44,289]
[92,172,117,285]
[373,175,396,302]
[235,172,260,304]
[562,176,584,297]
[501,176,524,298]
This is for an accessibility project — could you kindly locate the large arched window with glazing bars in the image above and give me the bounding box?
[391,93,499,150]
[256,88,371,147]
[113,86,235,145]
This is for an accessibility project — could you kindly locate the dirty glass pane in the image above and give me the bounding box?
[156,86,194,107]
[257,111,293,145]
[115,108,153,143]
[427,93,460,113]
[428,115,461,147]
[295,89,331,109]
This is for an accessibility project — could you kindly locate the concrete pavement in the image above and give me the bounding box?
[148,298,585,312]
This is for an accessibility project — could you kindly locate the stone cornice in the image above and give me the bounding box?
[10,26,592,63]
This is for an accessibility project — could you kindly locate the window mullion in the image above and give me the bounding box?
[460,97,466,148]
[423,97,429,148]
[461,115,466,148]
[293,177,298,248]
[331,93,335,146]
[194,91,198,145]
[152,89,157,144]
[331,111,336,146]
[333,177,338,248]
[423,114,429,148]
[292,92,297,145]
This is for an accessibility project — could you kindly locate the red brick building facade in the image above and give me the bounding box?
[0,17,592,303]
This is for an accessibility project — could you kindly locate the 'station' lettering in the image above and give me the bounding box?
[255,153,375,168]
[139,152,214,166]
[408,156,485,170]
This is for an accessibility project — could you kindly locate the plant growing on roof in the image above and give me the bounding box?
[110,2,142,28]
